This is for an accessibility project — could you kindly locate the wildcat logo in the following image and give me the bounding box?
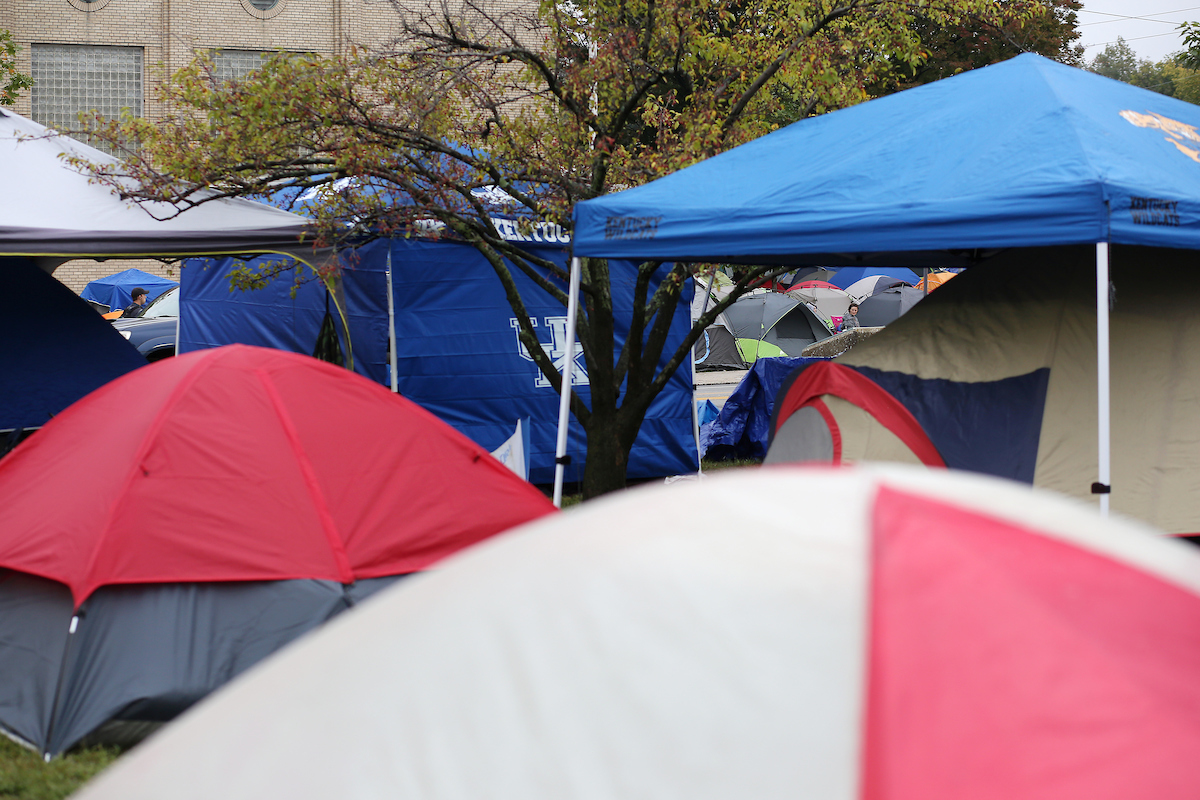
[510,317,589,389]
[1120,110,1200,162]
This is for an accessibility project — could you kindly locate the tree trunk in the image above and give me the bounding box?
[580,416,635,499]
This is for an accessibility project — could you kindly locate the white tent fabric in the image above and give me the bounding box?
[844,275,909,302]
[787,284,853,320]
[0,109,318,263]
[75,465,1200,800]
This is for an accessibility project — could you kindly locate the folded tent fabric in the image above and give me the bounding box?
[72,465,1200,800]
[0,344,555,755]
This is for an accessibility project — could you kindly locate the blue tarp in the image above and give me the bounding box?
[181,238,696,483]
[81,269,179,312]
[0,257,147,430]
[574,54,1200,262]
[701,357,822,461]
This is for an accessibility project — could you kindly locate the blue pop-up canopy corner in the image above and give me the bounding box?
[571,53,1200,515]
[573,53,1200,261]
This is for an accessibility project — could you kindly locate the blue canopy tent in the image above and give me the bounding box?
[571,53,1200,516]
[180,238,696,486]
[81,269,179,313]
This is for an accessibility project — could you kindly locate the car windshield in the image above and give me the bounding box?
[142,287,179,318]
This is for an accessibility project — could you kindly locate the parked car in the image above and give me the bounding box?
[111,286,178,362]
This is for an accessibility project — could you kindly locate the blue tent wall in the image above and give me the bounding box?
[180,255,391,384]
[0,257,147,430]
[180,239,695,483]
[81,268,179,312]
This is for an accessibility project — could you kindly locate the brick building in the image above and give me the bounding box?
[2,0,407,291]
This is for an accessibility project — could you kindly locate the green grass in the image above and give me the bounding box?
[0,737,121,800]
[700,457,762,472]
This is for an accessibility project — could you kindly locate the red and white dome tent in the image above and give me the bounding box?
[74,466,1200,800]
[0,345,555,757]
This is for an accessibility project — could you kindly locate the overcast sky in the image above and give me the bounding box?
[1076,2,1200,63]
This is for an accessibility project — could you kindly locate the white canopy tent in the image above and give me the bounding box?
[0,108,320,267]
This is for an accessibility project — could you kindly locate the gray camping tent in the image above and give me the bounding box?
[855,286,926,327]
[721,292,832,360]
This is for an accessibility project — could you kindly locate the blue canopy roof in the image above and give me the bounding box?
[573,54,1200,264]
[81,268,179,311]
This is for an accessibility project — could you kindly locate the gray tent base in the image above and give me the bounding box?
[693,325,749,371]
[0,570,404,757]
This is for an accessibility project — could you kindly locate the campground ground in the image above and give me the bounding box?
[0,457,762,799]
[0,737,119,800]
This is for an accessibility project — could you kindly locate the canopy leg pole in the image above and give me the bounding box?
[553,257,582,507]
[922,267,928,297]
[386,244,399,394]
[693,264,706,475]
[691,338,703,475]
[1095,242,1111,517]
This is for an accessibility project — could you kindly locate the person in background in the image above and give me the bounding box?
[841,302,861,332]
[121,288,149,318]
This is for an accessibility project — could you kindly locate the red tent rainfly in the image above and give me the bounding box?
[0,344,555,757]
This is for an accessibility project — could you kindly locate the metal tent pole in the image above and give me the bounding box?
[692,267,711,475]
[553,257,582,507]
[691,341,703,475]
[385,244,398,393]
[1095,242,1111,517]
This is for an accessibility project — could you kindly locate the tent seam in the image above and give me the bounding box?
[1035,59,1112,241]
[254,368,355,584]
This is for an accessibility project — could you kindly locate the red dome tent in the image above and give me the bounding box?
[0,345,555,757]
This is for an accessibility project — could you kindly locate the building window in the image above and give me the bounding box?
[65,0,114,12]
[212,50,271,83]
[238,0,287,20]
[31,44,142,155]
